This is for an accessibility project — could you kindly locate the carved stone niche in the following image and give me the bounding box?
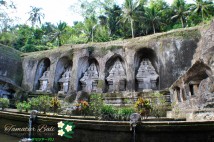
[80,63,99,92]
[136,59,159,91]
[37,67,50,92]
[106,59,126,92]
[58,68,71,95]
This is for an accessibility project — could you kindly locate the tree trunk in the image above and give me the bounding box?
[152,23,156,34]
[131,19,134,38]
[180,17,184,28]
[202,10,204,22]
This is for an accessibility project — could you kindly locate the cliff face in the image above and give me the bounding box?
[0,44,23,88]
[168,20,214,120]
[20,27,200,94]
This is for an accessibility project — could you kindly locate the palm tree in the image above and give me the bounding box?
[121,0,141,38]
[49,21,69,46]
[190,0,214,22]
[144,6,162,34]
[171,0,189,28]
[27,6,44,27]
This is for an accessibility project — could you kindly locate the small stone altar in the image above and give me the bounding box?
[106,59,126,92]
[80,63,99,92]
[37,68,50,92]
[58,68,71,95]
[136,59,159,91]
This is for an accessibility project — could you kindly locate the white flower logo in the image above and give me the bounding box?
[57,121,75,138]
[58,129,65,136]
[65,125,72,132]
[58,121,64,128]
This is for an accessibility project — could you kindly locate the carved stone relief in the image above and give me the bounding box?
[136,59,159,91]
[37,67,50,92]
[58,68,71,94]
[106,59,126,92]
[80,63,99,92]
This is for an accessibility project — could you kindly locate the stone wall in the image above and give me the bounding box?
[169,20,214,120]
[0,111,214,142]
[0,44,23,87]
[0,44,23,98]
[21,27,200,95]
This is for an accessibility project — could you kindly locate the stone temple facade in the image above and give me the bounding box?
[1,20,214,110]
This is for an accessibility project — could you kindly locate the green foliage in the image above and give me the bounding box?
[150,92,169,118]
[29,95,51,114]
[0,98,9,110]
[117,107,135,121]
[100,105,117,120]
[37,95,51,114]
[135,97,152,118]
[50,96,61,114]
[100,105,135,121]
[97,80,105,89]
[0,0,213,52]
[29,97,40,110]
[89,93,103,119]
[16,101,31,112]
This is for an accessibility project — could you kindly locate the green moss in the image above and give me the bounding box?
[97,80,105,89]
[21,45,73,60]
[0,44,22,60]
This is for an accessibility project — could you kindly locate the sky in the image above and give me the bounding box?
[9,0,194,26]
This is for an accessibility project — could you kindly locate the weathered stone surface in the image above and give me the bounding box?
[58,68,71,94]
[20,28,200,95]
[136,59,159,91]
[80,63,99,92]
[0,44,22,87]
[106,59,126,92]
[169,20,214,120]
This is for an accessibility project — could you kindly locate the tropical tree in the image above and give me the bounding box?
[121,0,142,38]
[27,6,44,27]
[144,6,162,34]
[190,0,214,22]
[171,0,189,28]
[104,4,123,39]
[49,21,70,46]
[0,0,16,32]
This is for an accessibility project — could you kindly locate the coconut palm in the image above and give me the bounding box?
[144,6,162,34]
[121,0,142,38]
[171,0,189,28]
[49,21,69,46]
[190,0,214,22]
[27,6,44,27]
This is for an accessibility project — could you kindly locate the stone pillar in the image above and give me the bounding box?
[125,48,135,92]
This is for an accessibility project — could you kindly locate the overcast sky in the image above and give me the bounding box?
[9,0,194,26]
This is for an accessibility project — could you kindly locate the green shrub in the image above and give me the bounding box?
[135,97,152,119]
[29,97,40,110]
[0,98,9,110]
[150,92,168,118]
[38,95,51,114]
[117,107,135,121]
[16,102,23,112]
[101,105,117,120]
[89,93,103,119]
[50,96,61,114]
[16,101,31,112]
